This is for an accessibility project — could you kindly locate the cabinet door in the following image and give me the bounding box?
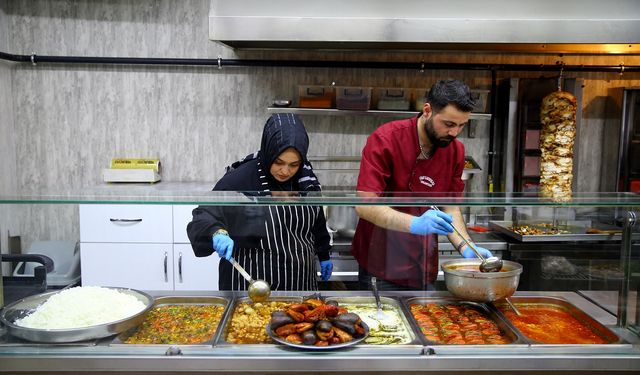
[173,205,197,244]
[173,244,219,291]
[79,204,173,243]
[81,243,174,290]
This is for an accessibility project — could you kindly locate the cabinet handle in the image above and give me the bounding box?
[109,218,142,222]
[164,252,168,283]
[178,252,183,283]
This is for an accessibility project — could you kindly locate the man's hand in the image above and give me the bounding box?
[409,210,454,235]
[461,244,493,259]
[212,233,234,260]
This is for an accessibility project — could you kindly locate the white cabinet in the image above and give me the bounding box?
[80,204,219,290]
[80,243,174,290]
[172,205,219,291]
[173,243,218,290]
[79,204,173,243]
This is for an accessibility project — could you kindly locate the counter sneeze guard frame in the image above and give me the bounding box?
[0,188,639,374]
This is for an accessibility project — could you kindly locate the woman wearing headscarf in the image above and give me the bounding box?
[187,113,333,291]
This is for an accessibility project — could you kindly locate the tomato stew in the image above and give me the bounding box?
[499,305,608,344]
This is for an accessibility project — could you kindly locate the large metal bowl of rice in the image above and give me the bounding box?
[0,286,153,343]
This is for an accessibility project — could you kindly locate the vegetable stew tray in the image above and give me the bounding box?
[215,296,304,347]
[110,296,230,347]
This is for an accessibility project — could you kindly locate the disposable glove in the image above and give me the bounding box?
[461,244,493,259]
[409,210,454,236]
[320,260,333,281]
[212,233,234,260]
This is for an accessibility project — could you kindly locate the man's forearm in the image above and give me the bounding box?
[354,205,414,233]
[444,206,473,254]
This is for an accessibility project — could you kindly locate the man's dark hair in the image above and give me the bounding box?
[426,79,475,113]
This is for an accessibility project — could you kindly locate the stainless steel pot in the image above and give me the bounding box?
[441,259,522,302]
[326,205,359,238]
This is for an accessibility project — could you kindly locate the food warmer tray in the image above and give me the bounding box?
[401,297,528,354]
[489,220,622,242]
[491,296,632,354]
[110,296,231,348]
[323,296,424,353]
[215,294,424,355]
[215,296,304,350]
[463,156,482,174]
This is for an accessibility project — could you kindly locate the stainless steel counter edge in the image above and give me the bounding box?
[0,291,639,373]
[1,353,640,372]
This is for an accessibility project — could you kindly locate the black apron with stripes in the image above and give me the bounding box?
[225,205,320,291]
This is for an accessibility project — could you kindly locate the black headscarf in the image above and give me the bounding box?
[214,113,321,194]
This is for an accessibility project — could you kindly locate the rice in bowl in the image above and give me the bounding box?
[15,286,148,329]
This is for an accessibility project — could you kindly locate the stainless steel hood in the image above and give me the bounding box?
[209,0,640,53]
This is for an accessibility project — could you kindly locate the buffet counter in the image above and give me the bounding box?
[1,190,638,373]
[1,291,639,374]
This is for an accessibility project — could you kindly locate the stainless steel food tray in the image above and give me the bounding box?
[216,296,303,348]
[110,296,231,347]
[0,287,153,343]
[402,297,527,348]
[324,296,422,347]
[491,296,627,352]
[489,220,622,242]
[463,156,482,174]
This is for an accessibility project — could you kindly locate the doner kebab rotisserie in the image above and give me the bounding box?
[539,90,577,200]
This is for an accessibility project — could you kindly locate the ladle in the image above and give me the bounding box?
[228,257,271,302]
[430,206,503,273]
[504,297,523,316]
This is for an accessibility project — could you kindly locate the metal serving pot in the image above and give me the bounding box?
[326,205,359,238]
[441,259,523,303]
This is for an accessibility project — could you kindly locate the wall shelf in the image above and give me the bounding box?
[267,107,492,121]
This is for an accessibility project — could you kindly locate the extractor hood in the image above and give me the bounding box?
[209,0,640,53]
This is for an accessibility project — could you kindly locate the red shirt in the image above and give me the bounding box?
[352,116,465,288]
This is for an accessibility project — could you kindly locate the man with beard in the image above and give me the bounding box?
[352,80,493,290]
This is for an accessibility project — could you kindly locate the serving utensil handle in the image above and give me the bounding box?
[371,276,383,310]
[504,297,522,316]
[229,257,254,283]
[430,206,485,261]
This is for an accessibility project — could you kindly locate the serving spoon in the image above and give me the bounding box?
[370,277,390,319]
[228,257,271,302]
[503,297,523,316]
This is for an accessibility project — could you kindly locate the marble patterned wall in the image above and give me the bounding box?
[0,0,19,264]
[4,0,496,193]
[2,0,640,247]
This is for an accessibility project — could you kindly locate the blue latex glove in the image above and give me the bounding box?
[409,210,454,236]
[320,260,333,281]
[212,233,234,260]
[461,244,493,259]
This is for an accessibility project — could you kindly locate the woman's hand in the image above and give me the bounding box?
[320,260,333,281]
[212,232,234,260]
